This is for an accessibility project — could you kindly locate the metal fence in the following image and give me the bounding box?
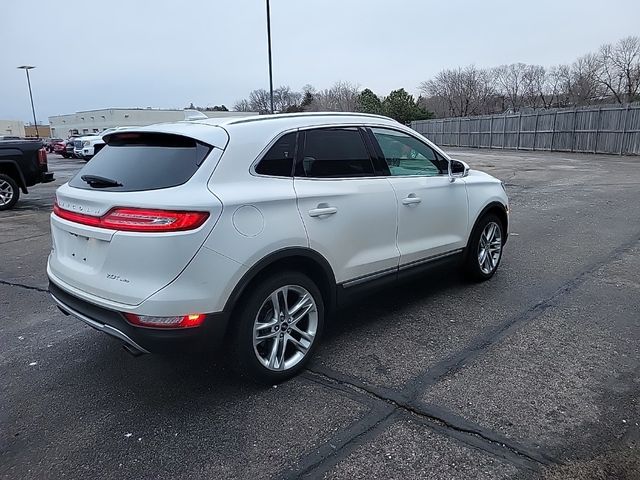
[411,103,640,155]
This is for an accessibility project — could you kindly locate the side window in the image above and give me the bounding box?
[255,132,297,177]
[297,128,375,178]
[371,128,448,177]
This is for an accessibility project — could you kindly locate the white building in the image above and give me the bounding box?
[49,108,257,139]
[0,120,26,138]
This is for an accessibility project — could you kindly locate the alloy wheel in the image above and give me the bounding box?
[0,179,14,206]
[478,221,502,274]
[253,285,318,371]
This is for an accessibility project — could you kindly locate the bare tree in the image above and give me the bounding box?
[273,86,302,112]
[542,66,569,108]
[420,66,495,117]
[307,81,360,111]
[248,89,272,113]
[234,85,309,113]
[301,84,316,96]
[521,65,547,108]
[493,63,531,111]
[597,36,640,103]
[233,99,252,112]
[568,54,601,105]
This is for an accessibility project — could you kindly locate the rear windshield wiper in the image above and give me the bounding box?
[81,174,123,188]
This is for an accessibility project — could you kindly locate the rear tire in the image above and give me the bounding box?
[229,271,324,384]
[0,174,20,211]
[463,214,504,281]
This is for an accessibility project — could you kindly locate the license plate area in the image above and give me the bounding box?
[52,220,112,273]
[67,232,92,264]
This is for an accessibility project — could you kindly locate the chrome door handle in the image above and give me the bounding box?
[308,206,338,217]
[402,195,422,205]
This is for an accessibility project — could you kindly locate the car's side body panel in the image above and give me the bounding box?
[294,176,400,283]
[387,175,469,266]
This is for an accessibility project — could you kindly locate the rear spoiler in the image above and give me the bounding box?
[102,122,229,150]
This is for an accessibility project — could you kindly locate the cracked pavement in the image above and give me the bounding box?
[1,150,639,479]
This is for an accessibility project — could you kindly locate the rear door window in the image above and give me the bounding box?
[296,128,375,178]
[69,132,211,192]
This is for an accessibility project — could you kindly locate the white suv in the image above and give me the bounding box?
[79,127,133,160]
[47,113,508,382]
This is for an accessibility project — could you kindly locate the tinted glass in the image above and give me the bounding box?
[299,128,374,178]
[371,128,447,177]
[255,132,296,177]
[69,132,211,192]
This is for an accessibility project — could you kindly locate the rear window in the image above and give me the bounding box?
[69,132,211,192]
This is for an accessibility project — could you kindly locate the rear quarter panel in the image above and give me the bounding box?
[202,129,308,269]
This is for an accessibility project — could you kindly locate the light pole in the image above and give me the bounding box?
[17,65,39,138]
[266,0,274,114]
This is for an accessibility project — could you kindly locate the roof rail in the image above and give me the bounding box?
[224,111,396,126]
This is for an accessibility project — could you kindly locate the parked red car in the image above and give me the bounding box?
[53,140,68,157]
[46,138,63,152]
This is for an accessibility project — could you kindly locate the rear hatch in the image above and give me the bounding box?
[48,128,227,306]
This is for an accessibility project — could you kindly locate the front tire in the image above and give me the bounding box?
[463,214,504,281]
[230,271,324,383]
[0,174,20,211]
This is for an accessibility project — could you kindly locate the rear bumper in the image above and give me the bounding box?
[49,281,230,354]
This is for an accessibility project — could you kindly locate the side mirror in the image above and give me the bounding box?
[449,159,470,182]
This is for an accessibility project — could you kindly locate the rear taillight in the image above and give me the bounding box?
[53,202,209,232]
[38,147,47,166]
[124,313,206,329]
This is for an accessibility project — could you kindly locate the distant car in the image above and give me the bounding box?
[64,135,87,159]
[0,139,54,209]
[65,138,77,158]
[53,140,67,156]
[80,128,135,160]
[73,137,88,159]
[47,112,509,382]
[46,138,63,153]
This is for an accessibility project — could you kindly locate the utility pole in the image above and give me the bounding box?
[266,0,274,114]
[17,65,39,138]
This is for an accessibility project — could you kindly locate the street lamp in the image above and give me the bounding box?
[266,0,274,114]
[17,65,39,138]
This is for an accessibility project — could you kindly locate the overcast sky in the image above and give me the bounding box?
[3,0,639,122]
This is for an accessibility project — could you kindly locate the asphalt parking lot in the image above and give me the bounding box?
[1,148,639,479]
